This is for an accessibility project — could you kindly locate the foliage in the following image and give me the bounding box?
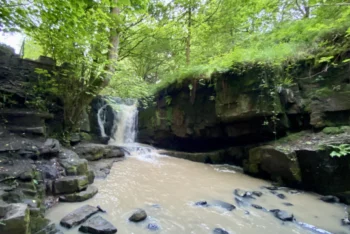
[329,144,350,157]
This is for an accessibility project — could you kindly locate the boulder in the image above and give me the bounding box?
[273,210,294,222]
[73,144,124,161]
[320,195,339,203]
[59,149,89,176]
[0,203,30,234]
[79,215,117,234]
[53,176,88,194]
[39,139,60,156]
[194,201,208,207]
[252,191,262,197]
[213,228,229,234]
[244,146,302,186]
[129,209,147,222]
[60,205,99,228]
[211,200,236,211]
[59,185,98,202]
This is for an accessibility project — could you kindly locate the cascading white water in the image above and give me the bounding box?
[108,101,138,145]
[97,104,108,138]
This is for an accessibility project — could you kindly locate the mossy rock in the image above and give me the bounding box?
[322,127,344,135]
[80,132,93,141]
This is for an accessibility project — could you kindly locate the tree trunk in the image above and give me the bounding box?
[186,4,192,66]
[103,0,120,87]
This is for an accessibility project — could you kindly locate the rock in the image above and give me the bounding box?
[234,189,253,198]
[59,149,89,176]
[234,197,249,207]
[70,133,81,145]
[251,204,263,209]
[147,223,160,231]
[194,201,208,206]
[283,202,293,206]
[264,186,279,190]
[273,210,294,222]
[245,146,302,187]
[341,218,350,225]
[97,206,106,213]
[53,176,89,194]
[39,138,60,156]
[213,228,229,234]
[129,209,147,222]
[252,191,262,197]
[79,215,117,234]
[59,185,98,202]
[0,203,30,234]
[320,195,339,203]
[60,205,99,228]
[19,171,34,181]
[35,222,63,234]
[277,193,286,199]
[297,221,333,234]
[87,170,95,184]
[212,200,236,211]
[73,144,124,161]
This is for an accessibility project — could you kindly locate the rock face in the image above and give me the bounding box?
[0,203,30,234]
[53,176,89,194]
[59,185,98,202]
[60,205,99,228]
[74,144,125,161]
[129,209,147,222]
[79,215,117,234]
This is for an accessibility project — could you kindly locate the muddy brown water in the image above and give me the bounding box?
[46,153,349,234]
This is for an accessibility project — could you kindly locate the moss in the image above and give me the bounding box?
[80,132,92,141]
[274,131,306,144]
[290,159,302,182]
[322,127,344,135]
[314,87,334,98]
[166,107,173,126]
[245,148,262,174]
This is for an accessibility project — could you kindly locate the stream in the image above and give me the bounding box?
[46,99,349,234]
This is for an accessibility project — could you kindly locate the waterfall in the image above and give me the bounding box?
[97,104,108,138]
[108,101,138,145]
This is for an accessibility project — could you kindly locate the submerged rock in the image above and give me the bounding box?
[320,195,339,203]
[129,209,147,222]
[297,221,333,234]
[252,191,262,197]
[273,210,294,222]
[59,185,98,202]
[234,189,253,198]
[79,215,117,234]
[213,228,229,234]
[234,197,249,207]
[212,200,236,211]
[251,204,263,210]
[0,203,30,234]
[194,201,208,206]
[277,193,286,199]
[60,205,99,228]
[147,223,160,231]
[283,202,293,206]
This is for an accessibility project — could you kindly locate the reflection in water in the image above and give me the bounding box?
[46,153,348,234]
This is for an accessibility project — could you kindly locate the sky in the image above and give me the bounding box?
[0,32,24,54]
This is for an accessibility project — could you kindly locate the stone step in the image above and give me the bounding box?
[59,185,98,202]
[53,176,88,195]
[60,205,99,228]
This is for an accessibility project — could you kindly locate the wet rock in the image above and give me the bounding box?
[97,206,106,213]
[289,190,300,194]
[320,195,339,203]
[277,193,286,199]
[297,221,333,234]
[60,205,99,228]
[58,149,89,176]
[341,218,350,225]
[252,191,262,197]
[87,170,95,184]
[212,200,236,211]
[264,186,279,191]
[234,197,249,207]
[70,133,81,146]
[74,144,124,161]
[39,138,60,157]
[19,171,34,181]
[0,203,30,234]
[59,185,98,202]
[283,202,293,206]
[213,228,229,234]
[251,204,263,210]
[147,223,160,231]
[35,222,63,234]
[129,209,147,222]
[234,189,253,198]
[53,175,89,194]
[79,215,117,234]
[194,201,208,206]
[273,210,294,222]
